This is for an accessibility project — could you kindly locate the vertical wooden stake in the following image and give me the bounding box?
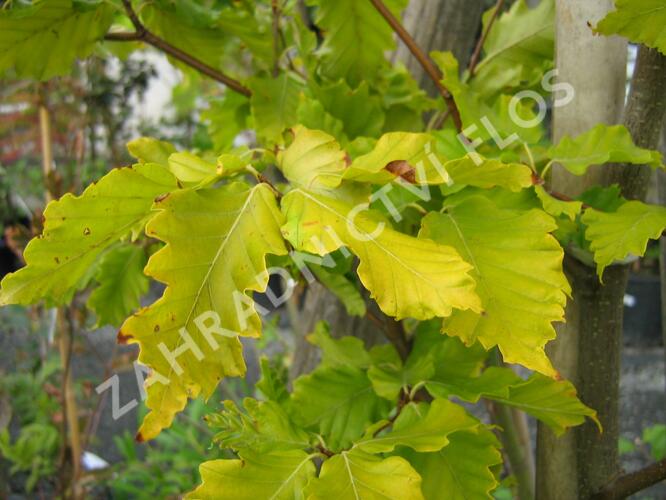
[39,88,82,499]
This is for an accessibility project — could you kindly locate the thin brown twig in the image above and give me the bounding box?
[384,317,410,361]
[467,0,506,77]
[104,0,251,97]
[368,0,463,132]
[592,458,666,500]
[371,389,410,437]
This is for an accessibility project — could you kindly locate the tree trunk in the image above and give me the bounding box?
[660,117,666,390]
[392,0,485,96]
[538,6,666,498]
[606,48,666,201]
[290,0,485,378]
[536,1,627,499]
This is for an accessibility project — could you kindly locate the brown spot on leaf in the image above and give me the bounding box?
[117,331,133,344]
[385,160,416,184]
[154,324,160,332]
[554,370,564,381]
[135,432,145,443]
[54,257,60,264]
[155,193,170,203]
[303,220,319,227]
[83,227,91,236]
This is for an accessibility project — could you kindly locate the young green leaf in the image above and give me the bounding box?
[311,80,386,140]
[354,399,479,454]
[289,365,389,451]
[420,195,570,376]
[306,0,408,86]
[400,427,502,500]
[367,342,434,400]
[306,450,423,500]
[296,96,348,143]
[87,245,149,327]
[281,189,482,320]
[216,6,273,62]
[189,450,316,500]
[486,373,600,435]
[470,0,555,98]
[202,93,250,152]
[582,201,666,277]
[425,366,599,436]
[208,398,310,453]
[249,73,304,143]
[594,0,666,55]
[432,51,544,145]
[121,183,288,441]
[547,124,663,175]
[256,357,290,404]
[0,165,177,307]
[0,0,114,80]
[141,3,230,73]
[535,185,583,221]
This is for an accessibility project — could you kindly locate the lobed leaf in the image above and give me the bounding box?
[471,0,555,99]
[189,450,315,500]
[289,365,390,451]
[281,189,482,320]
[425,366,598,436]
[0,165,177,307]
[306,0,408,86]
[249,73,305,143]
[306,450,423,500]
[547,124,663,175]
[354,399,479,454]
[208,398,310,453]
[400,427,502,500]
[420,195,570,376]
[594,0,666,55]
[582,200,666,277]
[121,183,287,441]
[0,0,114,80]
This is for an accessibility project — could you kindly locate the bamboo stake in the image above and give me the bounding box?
[39,88,82,499]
